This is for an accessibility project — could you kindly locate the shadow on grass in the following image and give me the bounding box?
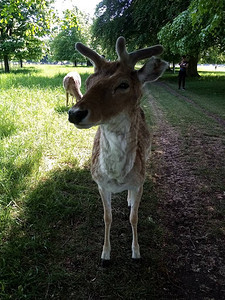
[0,163,168,299]
[7,73,90,91]
[0,119,17,139]
[55,105,70,114]
[0,148,43,207]
[1,69,90,93]
[0,67,40,75]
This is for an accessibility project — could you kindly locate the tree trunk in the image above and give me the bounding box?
[73,61,77,67]
[187,55,200,77]
[20,59,23,68]
[3,55,10,73]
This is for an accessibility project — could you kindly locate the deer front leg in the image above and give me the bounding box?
[98,186,112,261]
[127,190,131,207]
[66,92,69,106]
[129,186,143,259]
[74,89,83,103]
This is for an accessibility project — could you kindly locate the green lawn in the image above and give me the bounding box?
[0,65,224,299]
[162,70,225,119]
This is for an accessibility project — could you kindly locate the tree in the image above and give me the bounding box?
[158,10,201,77]
[51,28,85,65]
[190,0,225,51]
[92,0,191,59]
[92,0,133,58]
[14,38,44,68]
[0,0,52,72]
[158,0,225,76]
[50,7,90,65]
[200,46,225,64]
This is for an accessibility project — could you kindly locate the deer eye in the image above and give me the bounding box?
[114,81,130,94]
[118,82,129,89]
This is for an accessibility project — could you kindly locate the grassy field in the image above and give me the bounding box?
[0,65,224,299]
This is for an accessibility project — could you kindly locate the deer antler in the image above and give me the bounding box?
[116,36,164,68]
[76,37,164,70]
[76,42,103,69]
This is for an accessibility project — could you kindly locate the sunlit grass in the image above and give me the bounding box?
[0,65,96,235]
[162,69,225,119]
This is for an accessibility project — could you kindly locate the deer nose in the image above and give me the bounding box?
[68,108,88,124]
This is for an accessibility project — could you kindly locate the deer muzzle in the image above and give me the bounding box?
[68,108,89,128]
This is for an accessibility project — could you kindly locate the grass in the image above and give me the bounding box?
[0,64,225,299]
[162,70,225,119]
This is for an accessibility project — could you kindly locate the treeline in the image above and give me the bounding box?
[0,0,224,75]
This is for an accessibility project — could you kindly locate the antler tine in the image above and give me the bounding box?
[116,36,164,68]
[116,36,130,64]
[76,42,103,69]
[129,45,164,67]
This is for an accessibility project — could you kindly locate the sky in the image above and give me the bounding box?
[54,0,101,18]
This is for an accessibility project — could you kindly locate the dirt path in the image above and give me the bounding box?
[147,88,225,299]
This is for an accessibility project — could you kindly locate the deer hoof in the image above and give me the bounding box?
[132,257,142,264]
[101,259,111,268]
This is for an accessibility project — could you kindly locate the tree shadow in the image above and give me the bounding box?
[11,74,64,89]
[54,105,70,114]
[0,67,40,75]
[0,166,99,298]
[5,72,90,92]
[0,148,43,208]
[0,162,169,299]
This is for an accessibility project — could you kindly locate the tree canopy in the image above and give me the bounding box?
[190,0,225,51]
[92,0,191,58]
[50,7,91,65]
[92,0,224,76]
[0,0,52,72]
[158,0,224,76]
[1,0,224,72]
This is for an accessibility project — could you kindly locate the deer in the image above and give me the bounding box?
[63,71,83,106]
[68,36,167,263]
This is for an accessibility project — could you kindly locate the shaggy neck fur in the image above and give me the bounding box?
[99,112,138,180]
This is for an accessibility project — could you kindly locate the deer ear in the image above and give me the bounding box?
[137,57,168,84]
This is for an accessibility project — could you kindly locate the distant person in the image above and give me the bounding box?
[178,55,188,90]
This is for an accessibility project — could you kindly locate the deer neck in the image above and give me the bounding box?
[99,111,138,179]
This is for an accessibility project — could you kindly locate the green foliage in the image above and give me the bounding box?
[158,0,225,64]
[0,0,53,71]
[158,10,200,57]
[14,38,44,62]
[92,0,132,58]
[92,0,191,58]
[50,7,91,64]
[200,47,225,64]
[50,27,85,64]
[190,0,225,50]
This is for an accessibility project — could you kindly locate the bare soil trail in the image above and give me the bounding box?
[147,84,225,299]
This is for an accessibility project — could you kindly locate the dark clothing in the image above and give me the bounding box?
[178,60,188,89]
[179,70,186,89]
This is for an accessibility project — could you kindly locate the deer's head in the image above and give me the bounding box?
[68,37,167,129]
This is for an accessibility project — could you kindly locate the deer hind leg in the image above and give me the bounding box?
[129,186,143,259]
[98,187,112,261]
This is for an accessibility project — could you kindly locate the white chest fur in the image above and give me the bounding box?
[97,114,137,192]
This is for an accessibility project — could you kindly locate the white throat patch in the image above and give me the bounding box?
[99,113,137,180]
